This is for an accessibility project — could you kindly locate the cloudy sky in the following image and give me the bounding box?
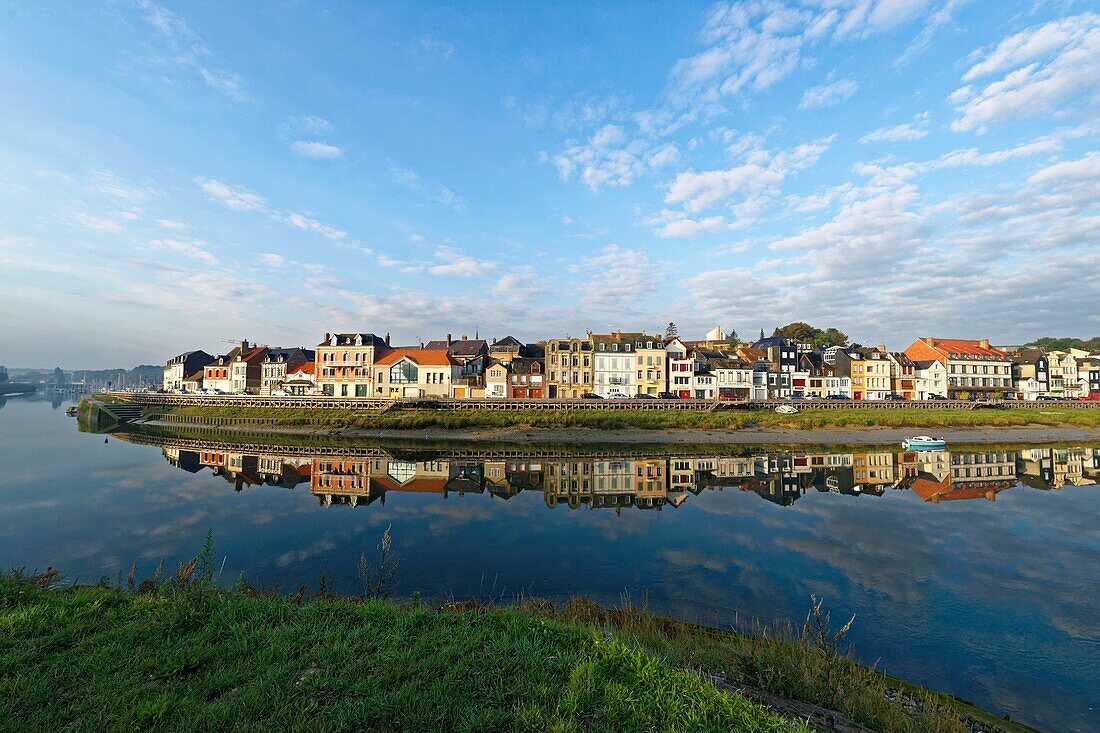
[1,1,1097,367]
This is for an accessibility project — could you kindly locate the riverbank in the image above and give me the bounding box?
[0,383,37,397]
[1,571,1031,733]
[139,404,1100,445]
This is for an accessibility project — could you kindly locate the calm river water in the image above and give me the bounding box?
[1,395,1098,731]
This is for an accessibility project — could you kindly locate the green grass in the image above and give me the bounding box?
[0,569,1035,733]
[0,574,807,733]
[158,404,1100,431]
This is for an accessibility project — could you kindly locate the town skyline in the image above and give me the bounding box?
[2,1,1098,367]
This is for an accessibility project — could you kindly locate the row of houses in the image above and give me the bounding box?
[163,329,1100,401]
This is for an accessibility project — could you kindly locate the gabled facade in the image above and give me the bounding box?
[887,352,916,400]
[282,362,317,395]
[374,348,463,398]
[545,337,592,399]
[912,359,948,399]
[425,335,490,377]
[261,348,315,395]
[904,338,1012,399]
[833,348,867,400]
[203,345,243,393]
[710,358,754,400]
[230,346,271,394]
[317,332,391,397]
[163,350,215,391]
[1011,348,1049,400]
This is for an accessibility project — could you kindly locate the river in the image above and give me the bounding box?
[1,395,1097,732]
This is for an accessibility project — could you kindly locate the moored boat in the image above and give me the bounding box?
[902,435,947,450]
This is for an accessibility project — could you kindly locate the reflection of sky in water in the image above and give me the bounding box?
[1,397,1098,733]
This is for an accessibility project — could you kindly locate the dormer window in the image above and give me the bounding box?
[599,343,605,351]
[625,344,631,352]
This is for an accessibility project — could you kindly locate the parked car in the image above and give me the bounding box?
[927,394,948,400]
[1037,395,1060,401]
[271,389,288,397]
[634,393,655,399]
[884,393,907,401]
[606,392,630,399]
[825,394,851,400]
[581,392,602,399]
[657,391,678,399]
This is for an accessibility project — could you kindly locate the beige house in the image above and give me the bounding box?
[545,337,592,399]
[317,332,391,397]
[374,347,462,398]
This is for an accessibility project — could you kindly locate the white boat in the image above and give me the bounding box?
[775,405,799,414]
[902,435,947,450]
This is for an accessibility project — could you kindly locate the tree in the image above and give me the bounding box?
[0,365,7,384]
[772,322,849,349]
[725,328,739,344]
[665,322,678,339]
[53,367,64,385]
[759,328,765,340]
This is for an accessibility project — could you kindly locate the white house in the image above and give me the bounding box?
[913,359,948,399]
[591,332,644,397]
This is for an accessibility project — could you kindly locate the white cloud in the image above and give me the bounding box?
[799,77,859,109]
[656,215,728,239]
[860,112,931,142]
[390,165,463,210]
[1027,151,1100,185]
[194,177,349,242]
[156,218,190,230]
[198,68,248,102]
[418,35,455,60]
[291,141,345,159]
[136,1,249,103]
[949,13,1100,132]
[427,247,496,277]
[662,135,833,223]
[150,237,218,265]
[572,244,661,309]
[72,212,123,232]
[195,178,268,212]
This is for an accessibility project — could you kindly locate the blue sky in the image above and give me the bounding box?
[1,1,1097,367]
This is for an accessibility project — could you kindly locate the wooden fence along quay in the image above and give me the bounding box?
[98,391,1100,412]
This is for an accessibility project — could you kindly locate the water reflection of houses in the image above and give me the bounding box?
[163,447,310,492]
[139,435,1098,511]
[1016,447,1100,490]
[906,450,1019,502]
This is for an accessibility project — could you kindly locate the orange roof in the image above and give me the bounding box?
[375,348,457,367]
[924,339,1007,358]
[289,362,314,375]
[238,346,270,363]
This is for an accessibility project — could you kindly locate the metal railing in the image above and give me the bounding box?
[97,391,1100,411]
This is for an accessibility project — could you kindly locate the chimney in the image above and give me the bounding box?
[323,332,330,343]
[461,333,468,341]
[979,339,990,349]
[385,332,390,345]
[447,333,452,346]
[419,341,424,349]
[492,337,497,345]
[241,340,249,352]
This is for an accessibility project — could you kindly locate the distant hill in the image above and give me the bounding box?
[1024,337,1100,352]
[9,365,162,388]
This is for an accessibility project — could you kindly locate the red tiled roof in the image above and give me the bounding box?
[289,362,314,375]
[924,339,1007,358]
[375,348,457,367]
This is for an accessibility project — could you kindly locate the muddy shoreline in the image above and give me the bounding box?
[142,420,1100,445]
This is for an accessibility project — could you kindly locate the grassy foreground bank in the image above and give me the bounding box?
[160,404,1100,431]
[0,571,1029,733]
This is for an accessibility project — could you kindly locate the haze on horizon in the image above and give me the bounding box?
[1,1,1097,369]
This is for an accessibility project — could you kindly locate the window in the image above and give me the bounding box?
[390,361,417,384]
